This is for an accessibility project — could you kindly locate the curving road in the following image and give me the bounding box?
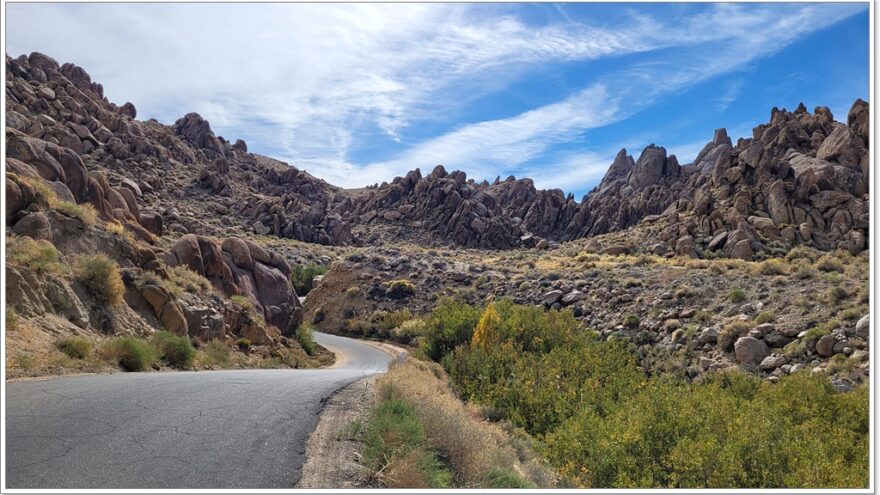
[5,332,393,489]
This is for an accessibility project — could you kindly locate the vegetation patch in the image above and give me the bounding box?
[74,254,125,306]
[152,331,196,368]
[56,337,92,359]
[100,337,157,371]
[291,263,329,295]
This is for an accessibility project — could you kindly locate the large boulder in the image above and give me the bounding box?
[734,336,769,366]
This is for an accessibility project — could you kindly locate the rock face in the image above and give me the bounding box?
[165,235,304,335]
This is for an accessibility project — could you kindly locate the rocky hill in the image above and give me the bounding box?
[346,103,869,258]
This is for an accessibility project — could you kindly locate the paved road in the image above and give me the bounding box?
[5,332,392,489]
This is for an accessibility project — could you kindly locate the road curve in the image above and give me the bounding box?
[5,332,393,489]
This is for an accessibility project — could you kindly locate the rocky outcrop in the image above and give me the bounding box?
[164,235,303,335]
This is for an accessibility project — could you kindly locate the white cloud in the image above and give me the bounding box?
[5,3,865,195]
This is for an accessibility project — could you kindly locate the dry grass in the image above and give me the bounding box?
[21,176,98,225]
[376,359,555,488]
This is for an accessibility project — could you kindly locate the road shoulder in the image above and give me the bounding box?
[295,375,378,489]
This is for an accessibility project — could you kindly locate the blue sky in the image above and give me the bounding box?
[6,3,869,197]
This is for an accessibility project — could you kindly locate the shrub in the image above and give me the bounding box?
[152,331,195,368]
[102,337,157,371]
[291,263,329,295]
[386,279,416,299]
[624,314,641,329]
[295,324,317,355]
[7,235,62,273]
[518,281,531,291]
[57,337,92,359]
[794,262,818,279]
[728,288,747,303]
[167,265,214,294]
[74,254,125,306]
[754,311,776,324]
[201,339,231,366]
[827,286,851,305]
[816,255,845,273]
[757,259,788,276]
[22,176,97,225]
[718,320,752,351]
[346,286,361,297]
[236,338,251,351]
[379,308,414,331]
[420,300,482,362]
[229,294,254,310]
[6,306,21,332]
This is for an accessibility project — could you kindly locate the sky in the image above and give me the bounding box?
[5,3,870,198]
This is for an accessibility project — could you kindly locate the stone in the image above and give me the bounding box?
[561,290,587,305]
[542,290,564,305]
[12,211,52,241]
[759,354,787,371]
[855,315,869,339]
[734,336,769,366]
[815,334,836,357]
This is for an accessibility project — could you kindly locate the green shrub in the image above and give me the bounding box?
[74,254,125,306]
[295,324,317,355]
[201,339,231,366]
[481,468,535,488]
[827,286,851,305]
[57,337,92,359]
[757,259,788,275]
[363,398,453,488]
[624,314,641,329]
[386,279,416,299]
[152,331,195,368]
[728,288,747,303]
[346,286,361,297]
[425,299,868,488]
[379,308,414,331]
[754,311,776,324]
[7,235,62,273]
[236,338,252,351]
[718,320,752,352]
[420,300,483,362]
[291,264,329,295]
[102,337,157,371]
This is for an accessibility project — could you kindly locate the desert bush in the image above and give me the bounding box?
[236,338,252,351]
[201,339,231,366]
[379,308,414,331]
[827,286,851,305]
[757,259,788,276]
[295,324,317,355]
[430,300,867,488]
[624,314,641,329]
[420,300,482,361]
[543,371,867,488]
[346,286,361,297]
[74,254,125,306]
[815,255,845,273]
[152,331,195,368]
[7,235,62,273]
[291,263,329,295]
[754,311,776,324]
[718,320,752,352]
[727,288,747,303]
[22,176,97,225]
[167,265,214,294]
[56,337,92,359]
[101,337,157,371]
[386,279,416,299]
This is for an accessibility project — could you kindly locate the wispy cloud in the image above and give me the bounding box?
[5,3,866,194]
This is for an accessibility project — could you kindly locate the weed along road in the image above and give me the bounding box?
[5,332,393,489]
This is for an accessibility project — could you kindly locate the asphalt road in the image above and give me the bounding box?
[5,332,393,489]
